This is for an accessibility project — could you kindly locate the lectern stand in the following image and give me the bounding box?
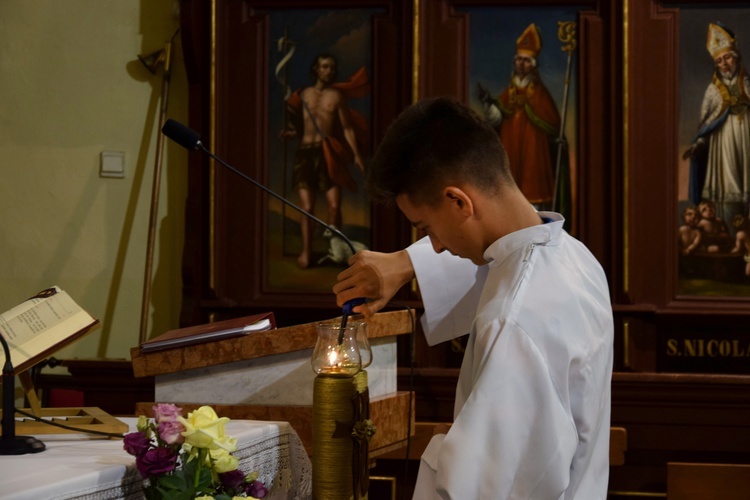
[130,310,416,457]
[1,307,127,439]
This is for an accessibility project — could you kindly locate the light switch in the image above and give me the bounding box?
[100,151,125,178]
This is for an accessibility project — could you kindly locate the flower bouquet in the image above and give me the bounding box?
[123,404,268,500]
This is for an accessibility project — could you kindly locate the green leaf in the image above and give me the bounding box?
[157,474,187,490]
[159,488,192,500]
[181,457,198,476]
[142,484,159,500]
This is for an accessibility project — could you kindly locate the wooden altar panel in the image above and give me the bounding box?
[618,0,750,377]
[623,1,750,311]
[609,372,750,495]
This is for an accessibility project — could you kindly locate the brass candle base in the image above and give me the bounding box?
[313,370,372,500]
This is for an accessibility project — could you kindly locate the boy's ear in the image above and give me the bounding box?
[443,186,474,215]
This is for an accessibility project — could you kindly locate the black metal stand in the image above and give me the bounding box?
[0,335,45,455]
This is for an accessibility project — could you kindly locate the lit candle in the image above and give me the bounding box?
[321,347,346,374]
[328,348,339,367]
[312,323,361,376]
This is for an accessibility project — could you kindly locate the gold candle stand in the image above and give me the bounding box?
[313,370,374,499]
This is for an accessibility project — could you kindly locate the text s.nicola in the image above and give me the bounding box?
[666,338,750,358]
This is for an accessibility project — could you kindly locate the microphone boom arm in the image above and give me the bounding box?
[199,144,358,256]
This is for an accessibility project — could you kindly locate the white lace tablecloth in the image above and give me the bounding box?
[0,418,312,500]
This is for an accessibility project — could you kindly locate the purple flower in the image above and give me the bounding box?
[246,480,269,498]
[219,468,246,490]
[135,447,178,479]
[123,431,151,457]
[158,420,185,445]
[152,403,182,423]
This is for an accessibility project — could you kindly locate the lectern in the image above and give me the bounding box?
[130,310,415,457]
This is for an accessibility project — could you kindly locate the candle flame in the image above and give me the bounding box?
[328,349,339,367]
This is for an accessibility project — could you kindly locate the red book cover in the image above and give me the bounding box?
[139,312,275,353]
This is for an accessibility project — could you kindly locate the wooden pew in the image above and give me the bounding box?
[667,462,750,500]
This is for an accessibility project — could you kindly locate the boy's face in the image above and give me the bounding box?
[700,204,715,219]
[396,192,481,264]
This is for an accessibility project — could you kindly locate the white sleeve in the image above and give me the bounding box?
[412,434,445,500]
[432,320,578,499]
[405,237,488,345]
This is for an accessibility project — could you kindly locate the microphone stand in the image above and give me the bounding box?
[0,334,45,455]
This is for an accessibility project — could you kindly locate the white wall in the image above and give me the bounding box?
[0,0,189,364]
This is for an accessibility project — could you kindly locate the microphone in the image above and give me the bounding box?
[161,119,367,318]
[162,119,202,151]
[0,333,45,455]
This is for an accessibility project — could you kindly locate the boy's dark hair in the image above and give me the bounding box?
[367,96,514,205]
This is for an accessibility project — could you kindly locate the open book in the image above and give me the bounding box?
[0,286,99,374]
[139,312,276,353]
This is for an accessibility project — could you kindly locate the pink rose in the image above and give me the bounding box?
[158,420,185,445]
[123,431,151,457]
[136,447,177,478]
[246,480,269,498]
[152,403,182,423]
[219,468,246,490]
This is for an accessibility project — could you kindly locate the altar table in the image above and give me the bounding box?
[0,418,312,499]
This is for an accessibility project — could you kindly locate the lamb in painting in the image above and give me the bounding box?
[317,227,368,265]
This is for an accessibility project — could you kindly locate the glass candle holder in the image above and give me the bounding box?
[352,321,372,369]
[311,323,361,376]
